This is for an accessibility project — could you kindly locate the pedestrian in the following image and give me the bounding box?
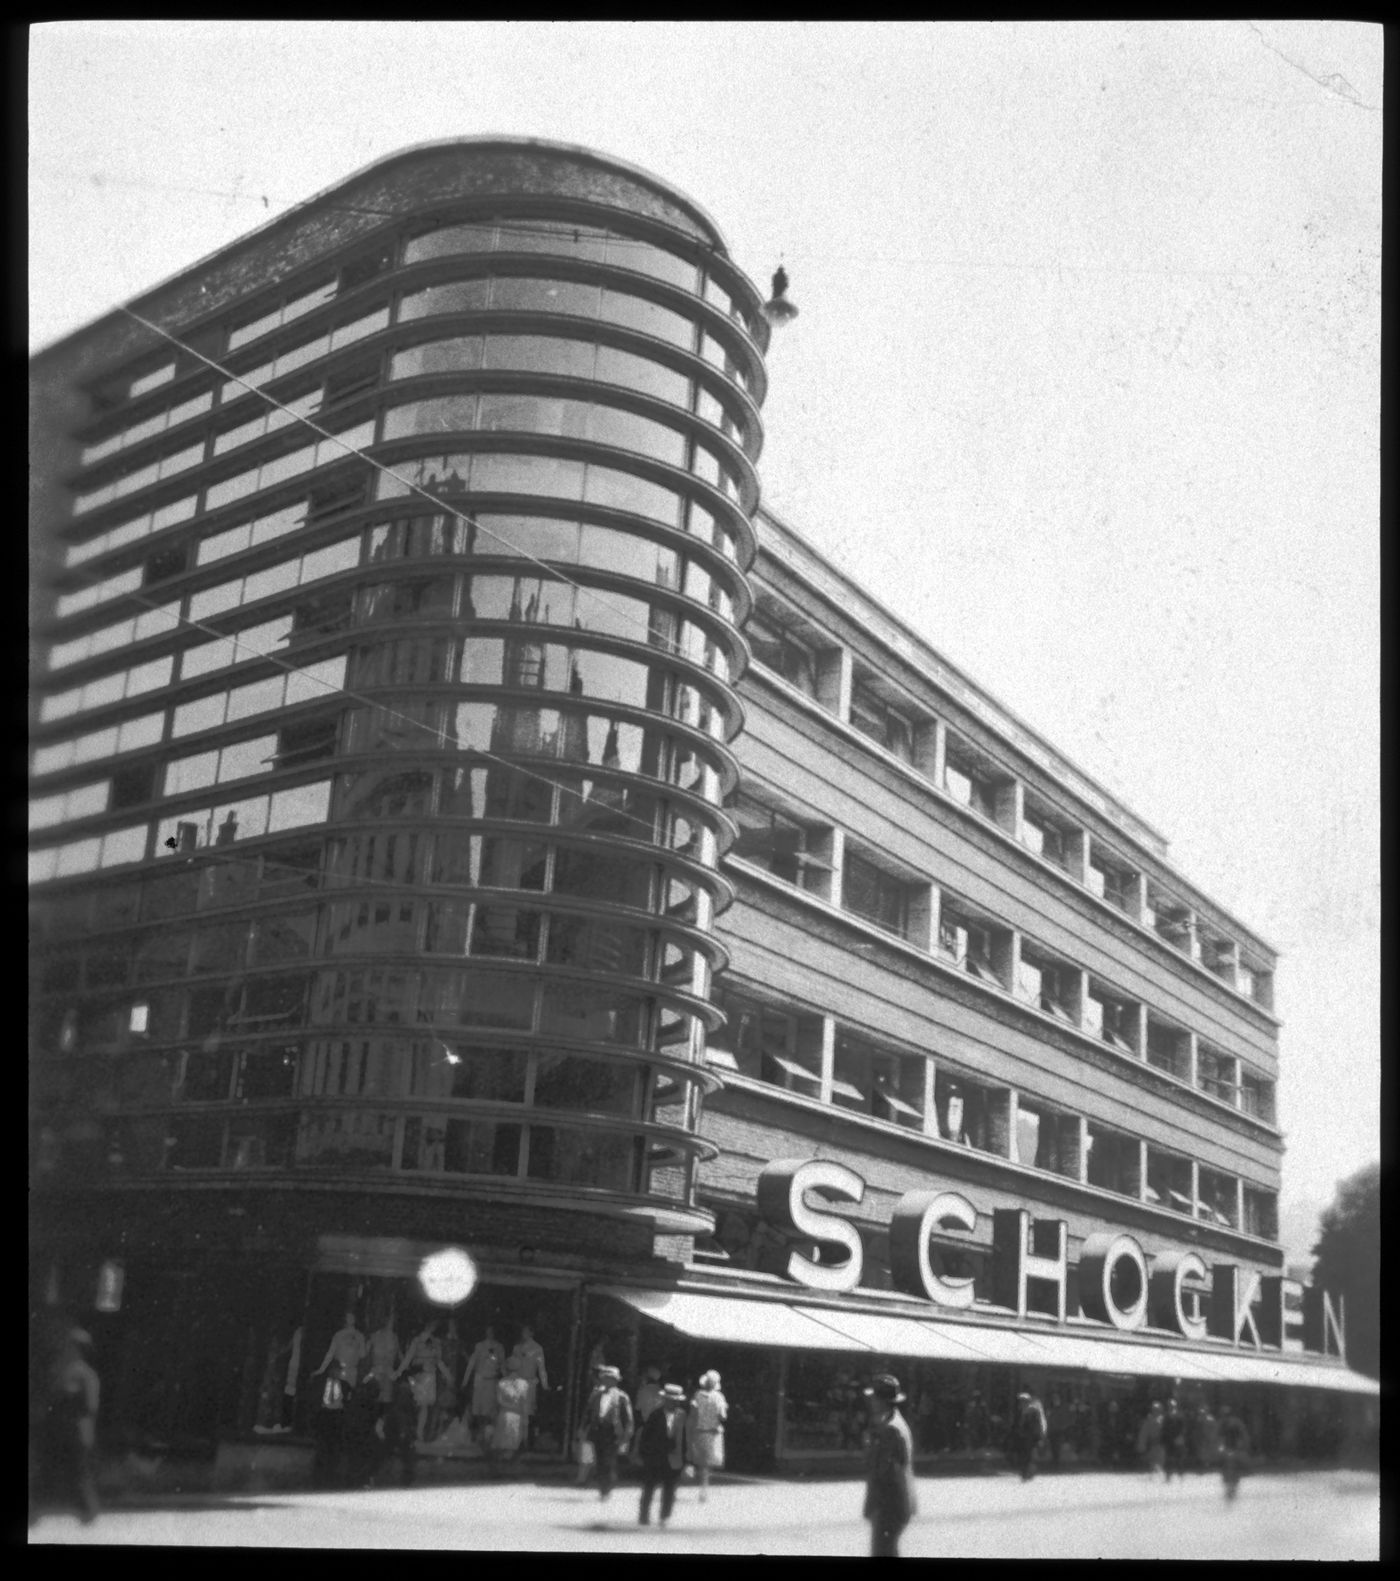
[377,1373,418,1487]
[634,1363,664,1425]
[1136,1401,1166,1480]
[637,1383,688,1528]
[1218,1407,1250,1504]
[41,1325,101,1523]
[585,1363,634,1502]
[343,1375,384,1488]
[312,1360,349,1486]
[1013,1389,1047,1481]
[1192,1404,1219,1473]
[862,1373,917,1558]
[491,1356,531,1472]
[687,1369,728,1504]
[1162,1398,1188,1482]
[1046,1393,1071,1467]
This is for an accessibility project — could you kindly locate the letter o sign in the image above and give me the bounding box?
[1078,1232,1149,1331]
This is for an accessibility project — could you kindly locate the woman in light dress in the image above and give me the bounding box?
[687,1369,729,1502]
[492,1357,531,1468]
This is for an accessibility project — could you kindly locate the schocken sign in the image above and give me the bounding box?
[755,1159,1345,1358]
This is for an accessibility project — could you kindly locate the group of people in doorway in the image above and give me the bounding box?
[574,1361,730,1527]
[279,1310,552,1488]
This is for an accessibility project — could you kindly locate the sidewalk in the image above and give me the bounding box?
[32,1467,1381,1557]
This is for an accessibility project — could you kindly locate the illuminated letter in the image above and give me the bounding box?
[889,1190,977,1308]
[1208,1264,1264,1348]
[1258,1276,1307,1352]
[756,1158,866,1293]
[1079,1232,1149,1331]
[1302,1285,1346,1360]
[1148,1249,1209,1341]
[990,1208,1068,1321]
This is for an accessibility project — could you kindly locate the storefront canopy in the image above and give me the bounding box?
[599,1286,1378,1397]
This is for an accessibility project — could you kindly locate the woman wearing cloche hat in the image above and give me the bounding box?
[863,1374,918,1558]
[686,1369,729,1503]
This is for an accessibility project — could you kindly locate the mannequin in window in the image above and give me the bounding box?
[461,1325,505,1442]
[312,1311,367,1389]
[367,1315,402,1406]
[509,1324,549,1447]
[397,1318,451,1445]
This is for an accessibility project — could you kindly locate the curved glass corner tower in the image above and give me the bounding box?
[30,140,769,1242]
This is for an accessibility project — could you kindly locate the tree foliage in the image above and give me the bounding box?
[1310,1161,1379,1378]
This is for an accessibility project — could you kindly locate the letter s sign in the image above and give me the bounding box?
[756,1159,866,1292]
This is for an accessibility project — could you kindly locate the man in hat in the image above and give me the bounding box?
[1013,1389,1048,1482]
[863,1374,917,1558]
[637,1382,688,1527]
[584,1364,634,1502]
[40,1325,101,1523]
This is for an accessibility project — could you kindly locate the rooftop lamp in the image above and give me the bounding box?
[763,266,799,326]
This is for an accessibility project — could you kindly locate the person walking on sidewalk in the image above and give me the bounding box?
[1137,1401,1166,1481]
[585,1364,634,1502]
[1162,1398,1188,1483]
[686,1369,728,1504]
[41,1326,101,1523]
[863,1373,917,1558]
[1217,1407,1251,1504]
[637,1383,688,1528]
[1013,1390,1047,1482]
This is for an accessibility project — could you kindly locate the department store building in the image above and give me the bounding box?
[28,138,1376,1473]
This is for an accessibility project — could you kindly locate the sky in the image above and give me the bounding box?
[28,20,1380,1265]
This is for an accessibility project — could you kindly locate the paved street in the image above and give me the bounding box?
[29,1468,1380,1558]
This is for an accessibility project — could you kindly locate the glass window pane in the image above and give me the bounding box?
[268,780,332,831]
[172,692,228,736]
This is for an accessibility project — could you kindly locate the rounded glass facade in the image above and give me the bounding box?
[31,149,767,1230]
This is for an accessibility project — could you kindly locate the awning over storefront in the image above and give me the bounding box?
[598,1286,1378,1395]
[604,1287,872,1351]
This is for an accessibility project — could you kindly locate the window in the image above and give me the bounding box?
[1199,927,1238,985]
[1084,982,1139,1053]
[1196,1167,1239,1229]
[1020,793,1076,871]
[1239,1068,1276,1123]
[1016,943,1079,1023]
[1144,1147,1193,1215]
[728,793,831,894]
[1145,884,1193,951]
[849,678,915,763]
[934,1069,1002,1153]
[942,733,1006,824]
[1145,1015,1190,1080]
[843,848,915,939]
[937,897,1008,987]
[1196,1043,1238,1104]
[832,1034,926,1128]
[1087,847,1138,913]
[65,495,197,569]
[1243,1186,1278,1240]
[745,611,816,696]
[710,988,823,1090]
[1085,1122,1139,1196]
[1013,1099,1079,1177]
